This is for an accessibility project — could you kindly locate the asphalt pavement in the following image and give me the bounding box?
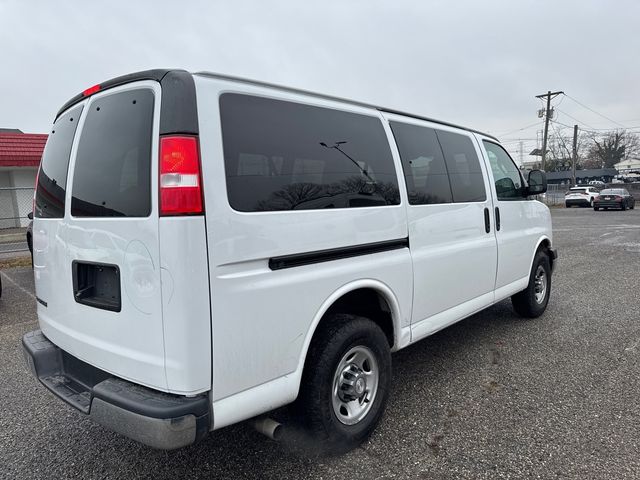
[1,207,639,479]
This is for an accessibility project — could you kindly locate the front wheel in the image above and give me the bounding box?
[621,203,626,211]
[511,250,551,318]
[295,314,392,454]
[594,206,599,211]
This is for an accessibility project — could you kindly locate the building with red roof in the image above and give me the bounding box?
[0,129,47,229]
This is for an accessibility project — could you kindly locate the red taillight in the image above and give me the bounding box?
[615,196,622,202]
[159,135,203,216]
[82,84,101,96]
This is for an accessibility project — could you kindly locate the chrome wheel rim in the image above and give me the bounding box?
[332,346,379,425]
[534,265,547,304]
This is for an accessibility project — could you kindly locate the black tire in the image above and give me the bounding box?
[594,207,599,211]
[621,202,626,211]
[27,234,33,267]
[511,250,551,318]
[565,202,570,208]
[295,314,392,454]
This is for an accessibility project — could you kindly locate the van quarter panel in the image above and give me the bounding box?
[159,217,212,395]
[194,76,412,401]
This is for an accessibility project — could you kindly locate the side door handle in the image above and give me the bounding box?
[484,207,490,233]
[495,207,501,231]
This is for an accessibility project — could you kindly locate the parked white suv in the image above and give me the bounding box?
[23,69,557,453]
[565,186,599,208]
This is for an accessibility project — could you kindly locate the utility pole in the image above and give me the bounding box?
[572,124,578,186]
[535,90,563,171]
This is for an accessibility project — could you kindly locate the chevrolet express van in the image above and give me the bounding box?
[23,69,556,453]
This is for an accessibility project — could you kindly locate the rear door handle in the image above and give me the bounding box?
[495,207,501,231]
[484,207,490,233]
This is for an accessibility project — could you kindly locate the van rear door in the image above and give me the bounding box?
[34,81,168,391]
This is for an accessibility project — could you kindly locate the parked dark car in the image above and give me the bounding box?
[593,189,636,211]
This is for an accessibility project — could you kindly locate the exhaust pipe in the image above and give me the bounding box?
[252,417,283,441]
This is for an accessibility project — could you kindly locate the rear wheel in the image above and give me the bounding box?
[621,202,626,211]
[295,314,392,454]
[511,250,551,318]
[565,202,570,208]
[594,207,599,211]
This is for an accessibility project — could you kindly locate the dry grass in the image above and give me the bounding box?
[0,255,32,269]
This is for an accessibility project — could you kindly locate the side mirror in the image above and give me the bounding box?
[27,212,33,220]
[526,169,547,195]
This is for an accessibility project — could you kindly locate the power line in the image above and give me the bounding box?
[555,108,597,130]
[554,118,640,135]
[495,121,542,137]
[563,93,627,129]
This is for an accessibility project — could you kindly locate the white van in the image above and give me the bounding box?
[23,69,556,453]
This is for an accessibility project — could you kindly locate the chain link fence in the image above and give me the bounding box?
[0,187,34,254]
[539,184,566,207]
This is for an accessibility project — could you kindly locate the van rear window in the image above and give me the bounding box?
[35,105,83,218]
[220,94,400,212]
[71,89,154,217]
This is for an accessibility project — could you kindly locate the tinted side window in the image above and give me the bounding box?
[482,141,524,200]
[390,122,452,204]
[436,130,486,202]
[35,105,83,218]
[71,89,154,217]
[220,94,400,212]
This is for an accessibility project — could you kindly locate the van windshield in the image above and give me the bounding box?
[71,88,154,217]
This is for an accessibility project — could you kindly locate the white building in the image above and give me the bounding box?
[614,157,640,173]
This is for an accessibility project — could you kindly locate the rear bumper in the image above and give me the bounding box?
[22,330,211,450]
[594,201,623,209]
[565,198,590,206]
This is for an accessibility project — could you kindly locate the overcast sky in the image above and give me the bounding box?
[2,0,640,160]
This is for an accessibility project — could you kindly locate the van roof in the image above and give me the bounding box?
[57,68,499,141]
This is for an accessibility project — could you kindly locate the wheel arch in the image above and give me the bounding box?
[292,279,403,396]
[531,235,554,272]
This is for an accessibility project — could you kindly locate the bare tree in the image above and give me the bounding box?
[586,130,640,168]
[546,127,589,171]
